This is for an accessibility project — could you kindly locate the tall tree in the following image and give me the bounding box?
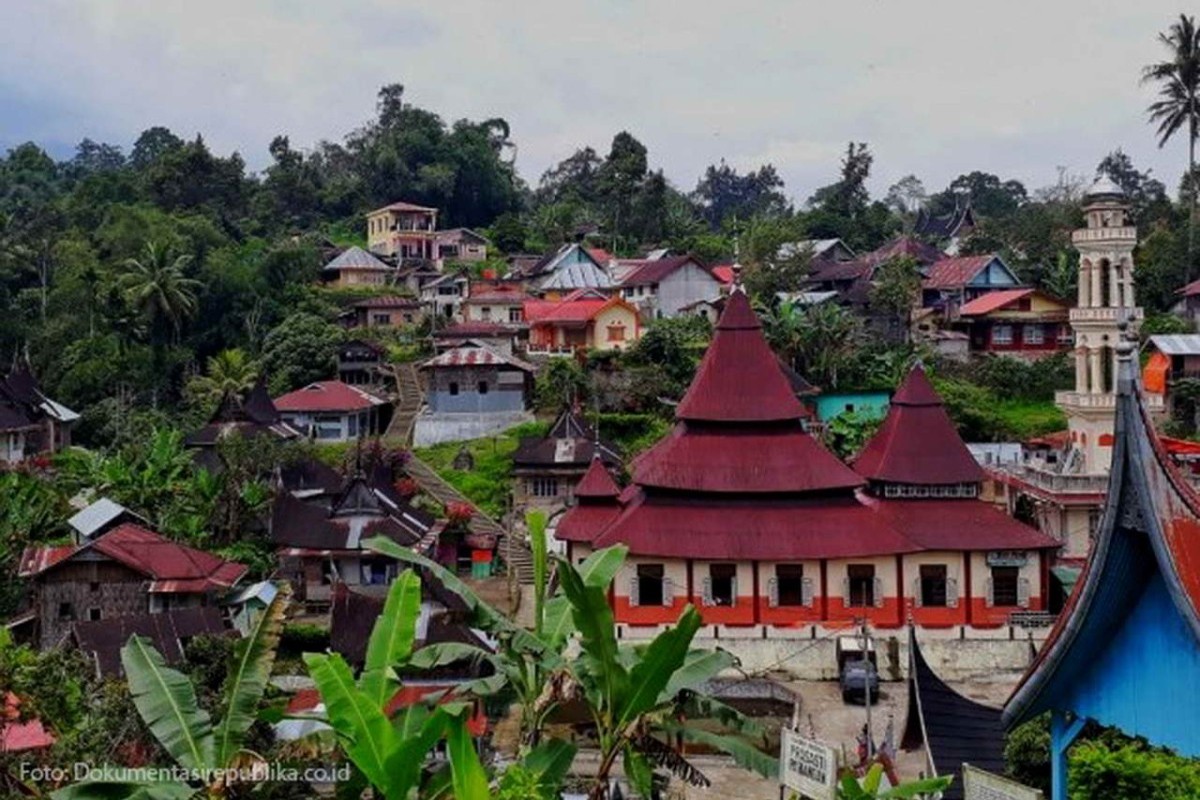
[692,160,789,229]
[120,242,202,345]
[598,131,649,245]
[1143,14,1200,272]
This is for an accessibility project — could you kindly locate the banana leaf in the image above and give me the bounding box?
[675,725,779,779]
[359,569,422,708]
[617,606,702,728]
[120,634,215,771]
[555,555,627,715]
[52,781,197,799]
[446,715,491,800]
[214,583,290,765]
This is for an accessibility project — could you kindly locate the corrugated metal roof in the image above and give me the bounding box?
[421,344,535,372]
[68,498,133,539]
[323,246,393,272]
[1149,334,1200,356]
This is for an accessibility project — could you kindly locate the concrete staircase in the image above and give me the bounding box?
[386,360,535,585]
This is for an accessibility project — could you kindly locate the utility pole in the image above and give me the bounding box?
[860,617,874,760]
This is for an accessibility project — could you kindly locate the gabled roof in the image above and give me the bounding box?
[434,322,525,339]
[436,227,489,243]
[512,408,621,468]
[274,381,385,413]
[778,239,855,261]
[853,366,984,486]
[617,255,714,287]
[0,365,78,430]
[420,343,535,372]
[923,255,1014,291]
[1148,334,1200,357]
[271,476,434,553]
[20,523,248,592]
[186,378,299,447]
[72,607,229,677]
[574,457,622,498]
[323,246,393,273]
[868,236,947,266]
[523,293,635,326]
[675,291,810,423]
[957,288,1036,316]
[1005,335,1200,735]
[351,295,423,309]
[915,203,977,240]
[530,244,614,290]
[901,626,1006,800]
[868,498,1057,551]
[67,498,144,541]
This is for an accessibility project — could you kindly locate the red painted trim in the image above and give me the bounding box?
[895,554,904,627]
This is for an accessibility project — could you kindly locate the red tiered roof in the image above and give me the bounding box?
[557,459,624,543]
[675,291,808,423]
[853,366,984,486]
[574,457,622,499]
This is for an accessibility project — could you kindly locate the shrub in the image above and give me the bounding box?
[1070,741,1200,800]
[279,623,330,657]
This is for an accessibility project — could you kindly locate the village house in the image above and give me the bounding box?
[346,295,425,328]
[366,201,438,262]
[274,380,390,442]
[512,408,621,513]
[71,606,230,678]
[433,322,525,358]
[271,473,437,609]
[509,243,614,298]
[524,289,641,354]
[15,523,247,649]
[778,238,857,264]
[434,228,489,263]
[1171,278,1200,327]
[461,284,529,325]
[337,339,386,386]
[1142,334,1200,420]
[321,246,395,287]
[0,365,78,465]
[185,378,300,471]
[921,254,1022,319]
[557,288,1055,636]
[420,271,470,321]
[952,287,1073,358]
[414,343,535,446]
[614,254,724,320]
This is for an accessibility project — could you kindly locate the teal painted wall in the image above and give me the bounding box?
[813,391,891,421]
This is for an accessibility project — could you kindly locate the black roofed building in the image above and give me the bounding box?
[512,408,621,513]
[901,626,1006,799]
[0,365,78,465]
[185,378,300,472]
[337,338,386,386]
[914,200,977,256]
[71,607,231,678]
[271,472,438,610]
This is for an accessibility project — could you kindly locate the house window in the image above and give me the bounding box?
[88,608,102,622]
[508,307,523,323]
[373,313,391,326]
[775,564,806,607]
[90,582,101,593]
[58,602,74,620]
[1023,324,1044,345]
[449,382,460,396]
[321,561,335,585]
[529,478,559,497]
[1057,326,1074,346]
[478,381,489,395]
[847,564,876,607]
[706,563,737,607]
[607,324,627,343]
[481,307,492,320]
[919,565,948,607]
[363,561,391,586]
[635,564,666,607]
[992,325,1014,345]
[990,566,1020,606]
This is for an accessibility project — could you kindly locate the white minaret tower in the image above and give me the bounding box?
[1057,175,1145,474]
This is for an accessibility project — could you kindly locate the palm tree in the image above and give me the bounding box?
[120,242,203,344]
[1143,14,1200,273]
[186,349,259,406]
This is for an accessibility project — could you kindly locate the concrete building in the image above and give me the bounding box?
[366,201,438,262]
[413,343,536,446]
[616,254,724,320]
[524,290,641,354]
[347,295,425,328]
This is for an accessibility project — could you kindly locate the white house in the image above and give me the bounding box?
[616,254,724,320]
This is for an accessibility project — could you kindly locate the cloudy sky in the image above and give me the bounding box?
[0,1,1193,203]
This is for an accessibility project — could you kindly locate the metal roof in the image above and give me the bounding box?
[323,246,393,273]
[67,498,134,539]
[1149,334,1200,356]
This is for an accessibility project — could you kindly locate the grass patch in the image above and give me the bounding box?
[994,400,1066,439]
[413,421,547,517]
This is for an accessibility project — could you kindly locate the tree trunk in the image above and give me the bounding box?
[1190,120,1197,281]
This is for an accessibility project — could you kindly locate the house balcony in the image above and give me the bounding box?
[1068,307,1143,324]
[525,345,580,357]
[1055,391,1117,409]
[1006,464,1110,495]
[1071,227,1137,245]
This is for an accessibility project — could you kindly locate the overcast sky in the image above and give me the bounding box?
[0,1,1193,204]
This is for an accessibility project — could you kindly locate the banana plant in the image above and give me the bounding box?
[364,527,627,747]
[303,568,577,800]
[837,764,952,799]
[53,584,292,799]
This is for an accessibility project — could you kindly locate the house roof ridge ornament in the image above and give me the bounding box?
[730,234,745,294]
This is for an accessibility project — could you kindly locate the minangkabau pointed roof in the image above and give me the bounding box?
[573,457,621,500]
[1004,332,1200,736]
[675,290,810,423]
[853,366,984,487]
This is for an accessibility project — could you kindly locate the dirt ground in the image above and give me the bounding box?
[559,677,1020,799]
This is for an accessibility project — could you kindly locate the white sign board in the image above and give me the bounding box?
[963,764,1043,800]
[780,728,837,800]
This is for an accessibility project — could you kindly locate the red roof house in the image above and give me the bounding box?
[953,288,1071,357]
[274,381,390,443]
[17,523,247,650]
[523,290,642,353]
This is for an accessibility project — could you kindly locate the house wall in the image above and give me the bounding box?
[812,392,890,422]
[656,263,724,318]
[333,268,389,288]
[357,307,421,328]
[613,557,690,625]
[425,366,528,413]
[280,410,374,442]
[592,305,640,351]
[464,302,524,323]
[968,550,1045,626]
[367,209,437,257]
[2,431,25,464]
[34,560,151,649]
[902,551,967,627]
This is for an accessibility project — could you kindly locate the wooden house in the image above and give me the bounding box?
[954,288,1072,358]
[337,339,386,386]
[321,246,395,288]
[512,408,621,511]
[16,524,247,649]
[0,365,78,465]
[921,254,1022,319]
[347,296,425,328]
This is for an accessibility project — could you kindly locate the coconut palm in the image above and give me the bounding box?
[120,242,203,344]
[1143,14,1200,271]
[186,349,259,407]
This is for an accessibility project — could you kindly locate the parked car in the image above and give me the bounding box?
[840,658,880,704]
